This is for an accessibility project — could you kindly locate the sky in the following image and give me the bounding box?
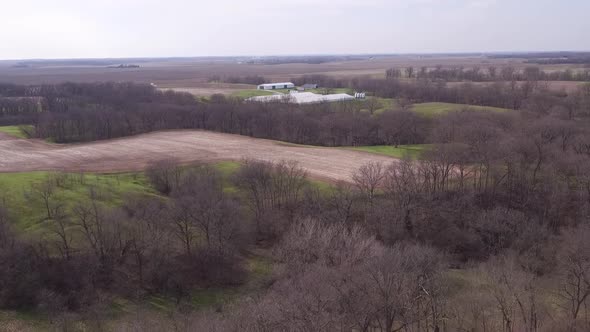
[1,0,589,60]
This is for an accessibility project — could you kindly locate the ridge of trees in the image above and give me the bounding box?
[1,80,589,145]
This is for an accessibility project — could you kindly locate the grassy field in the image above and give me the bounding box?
[231,89,275,98]
[348,144,431,159]
[411,102,510,117]
[0,125,34,139]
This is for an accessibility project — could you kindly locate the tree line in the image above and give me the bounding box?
[385,65,590,82]
[1,81,589,146]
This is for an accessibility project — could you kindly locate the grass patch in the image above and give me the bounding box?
[213,161,241,176]
[232,89,275,98]
[411,102,510,117]
[309,179,336,194]
[0,172,156,233]
[0,125,34,139]
[348,144,431,159]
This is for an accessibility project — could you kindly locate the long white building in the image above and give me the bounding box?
[247,92,355,104]
[257,82,295,90]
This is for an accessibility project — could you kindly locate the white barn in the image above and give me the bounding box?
[257,82,295,90]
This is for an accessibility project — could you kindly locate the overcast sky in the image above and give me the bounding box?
[1,0,589,60]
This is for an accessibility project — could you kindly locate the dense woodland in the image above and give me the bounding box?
[1,77,590,330]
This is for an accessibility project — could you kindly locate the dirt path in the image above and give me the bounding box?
[0,130,398,182]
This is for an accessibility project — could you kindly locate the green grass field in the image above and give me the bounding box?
[231,89,275,98]
[348,144,431,159]
[411,102,510,117]
[0,125,34,139]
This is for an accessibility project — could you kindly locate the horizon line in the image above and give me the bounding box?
[2,50,590,62]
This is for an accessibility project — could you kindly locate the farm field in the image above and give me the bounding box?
[0,130,398,183]
[1,55,586,91]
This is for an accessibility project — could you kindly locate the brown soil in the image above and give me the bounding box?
[0,130,397,182]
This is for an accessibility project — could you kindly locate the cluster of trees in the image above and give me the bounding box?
[2,81,589,146]
[386,65,590,82]
[0,159,314,312]
[0,166,254,315]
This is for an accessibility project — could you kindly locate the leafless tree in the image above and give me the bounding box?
[481,255,546,332]
[353,162,385,203]
[557,226,590,328]
[30,178,58,220]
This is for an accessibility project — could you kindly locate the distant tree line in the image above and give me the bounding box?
[245,55,370,65]
[488,51,590,65]
[384,65,590,82]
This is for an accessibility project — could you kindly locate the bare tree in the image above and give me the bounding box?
[50,205,73,260]
[353,162,385,203]
[557,226,590,328]
[30,178,58,220]
[481,255,545,332]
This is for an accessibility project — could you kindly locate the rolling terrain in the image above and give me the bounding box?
[0,130,397,182]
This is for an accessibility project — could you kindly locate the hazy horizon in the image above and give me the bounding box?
[2,0,589,60]
[4,51,590,63]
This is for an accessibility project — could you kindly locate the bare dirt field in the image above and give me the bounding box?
[0,130,397,182]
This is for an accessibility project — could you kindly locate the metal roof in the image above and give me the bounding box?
[247,92,354,104]
[257,82,294,87]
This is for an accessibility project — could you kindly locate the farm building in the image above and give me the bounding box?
[257,82,295,90]
[301,83,318,90]
[247,92,355,104]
